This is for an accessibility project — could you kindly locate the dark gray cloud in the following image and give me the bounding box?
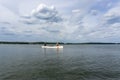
[21,16,31,19]
[104,5,120,24]
[0,21,11,25]
[0,24,16,37]
[23,30,32,33]
[2,32,15,36]
[42,27,60,33]
[21,20,35,25]
[106,16,120,24]
[90,10,98,16]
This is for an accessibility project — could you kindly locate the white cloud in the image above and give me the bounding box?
[65,2,120,42]
[72,9,81,13]
[21,4,62,24]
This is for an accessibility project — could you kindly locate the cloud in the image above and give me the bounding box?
[42,27,60,33]
[90,10,99,16]
[0,0,120,42]
[0,25,15,36]
[72,9,81,13]
[0,21,11,25]
[104,5,120,24]
[65,2,120,42]
[21,4,62,24]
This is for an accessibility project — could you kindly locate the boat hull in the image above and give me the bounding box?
[41,46,63,48]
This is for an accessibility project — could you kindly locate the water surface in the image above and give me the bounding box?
[0,44,120,80]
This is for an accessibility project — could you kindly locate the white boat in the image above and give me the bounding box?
[41,46,63,48]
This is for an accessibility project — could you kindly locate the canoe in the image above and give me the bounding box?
[41,46,63,48]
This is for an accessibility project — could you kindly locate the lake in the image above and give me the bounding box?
[0,44,120,80]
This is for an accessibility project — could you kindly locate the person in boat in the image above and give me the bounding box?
[56,42,59,46]
[44,42,47,46]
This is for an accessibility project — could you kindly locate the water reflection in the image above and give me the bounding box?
[43,48,63,55]
[42,48,64,65]
[41,48,65,79]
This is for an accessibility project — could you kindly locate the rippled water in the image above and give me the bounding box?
[0,44,120,80]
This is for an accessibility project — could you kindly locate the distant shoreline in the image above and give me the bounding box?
[0,41,120,45]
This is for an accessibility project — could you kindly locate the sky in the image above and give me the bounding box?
[0,0,120,43]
